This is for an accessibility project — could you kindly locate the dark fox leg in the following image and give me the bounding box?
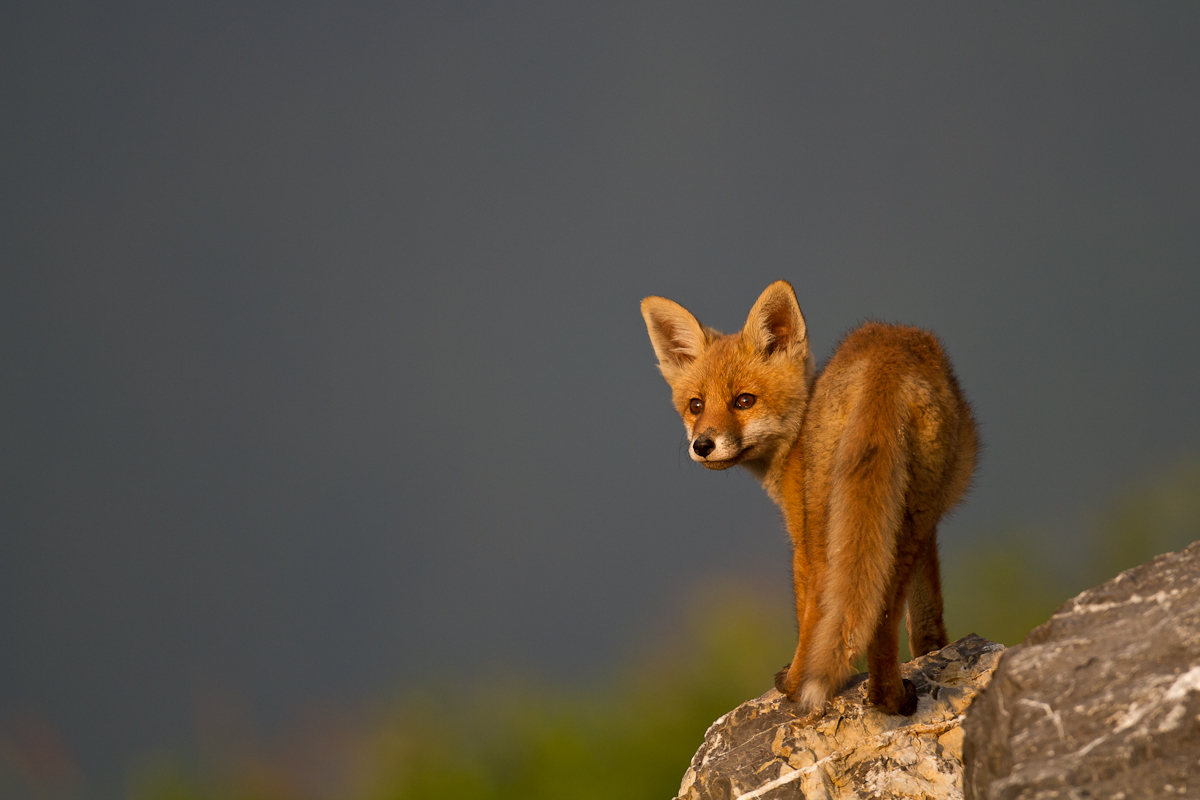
[866,513,934,715]
[905,516,948,658]
[867,578,918,715]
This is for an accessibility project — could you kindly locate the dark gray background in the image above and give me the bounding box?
[4,3,1199,795]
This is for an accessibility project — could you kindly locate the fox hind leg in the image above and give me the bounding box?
[902,520,950,657]
[867,511,940,715]
[867,571,918,715]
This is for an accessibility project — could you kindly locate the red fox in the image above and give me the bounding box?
[641,280,977,715]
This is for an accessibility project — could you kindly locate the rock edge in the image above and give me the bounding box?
[677,633,1004,800]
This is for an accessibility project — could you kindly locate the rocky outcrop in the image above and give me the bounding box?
[676,634,1004,800]
[963,540,1200,800]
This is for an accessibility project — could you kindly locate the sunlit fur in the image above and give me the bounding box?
[641,281,977,716]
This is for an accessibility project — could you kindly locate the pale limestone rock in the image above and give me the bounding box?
[676,634,1004,800]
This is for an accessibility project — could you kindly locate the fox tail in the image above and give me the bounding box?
[799,384,910,708]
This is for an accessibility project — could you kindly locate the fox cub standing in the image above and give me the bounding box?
[641,280,977,716]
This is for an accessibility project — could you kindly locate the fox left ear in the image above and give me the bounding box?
[743,280,809,360]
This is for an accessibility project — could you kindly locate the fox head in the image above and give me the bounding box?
[640,280,814,479]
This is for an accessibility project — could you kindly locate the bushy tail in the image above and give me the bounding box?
[800,386,909,707]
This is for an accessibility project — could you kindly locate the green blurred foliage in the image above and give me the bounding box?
[131,583,793,800]
[363,594,791,800]
[1092,459,1200,582]
[942,526,1065,647]
[124,460,1200,800]
[943,457,1200,647]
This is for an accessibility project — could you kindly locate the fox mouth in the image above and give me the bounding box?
[700,458,739,470]
[696,447,751,469]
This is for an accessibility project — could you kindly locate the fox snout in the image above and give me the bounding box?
[688,427,743,468]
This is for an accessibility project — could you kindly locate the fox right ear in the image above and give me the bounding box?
[743,280,809,360]
[641,296,709,382]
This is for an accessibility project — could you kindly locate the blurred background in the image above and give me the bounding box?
[4,4,1200,798]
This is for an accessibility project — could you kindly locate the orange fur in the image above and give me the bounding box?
[641,281,977,715]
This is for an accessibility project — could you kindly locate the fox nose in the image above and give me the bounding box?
[692,436,715,458]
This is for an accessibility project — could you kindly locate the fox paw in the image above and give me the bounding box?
[868,677,919,716]
[880,679,919,716]
[897,678,919,716]
[773,665,792,697]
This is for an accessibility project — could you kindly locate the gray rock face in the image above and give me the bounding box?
[677,634,1004,800]
[963,540,1200,800]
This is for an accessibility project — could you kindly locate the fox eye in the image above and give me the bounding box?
[688,398,704,414]
[735,393,756,410]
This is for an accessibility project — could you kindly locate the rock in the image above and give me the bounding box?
[676,634,1004,800]
[963,539,1200,800]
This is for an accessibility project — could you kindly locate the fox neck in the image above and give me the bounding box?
[739,429,800,509]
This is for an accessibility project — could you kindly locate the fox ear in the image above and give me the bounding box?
[743,280,809,360]
[641,296,711,382]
